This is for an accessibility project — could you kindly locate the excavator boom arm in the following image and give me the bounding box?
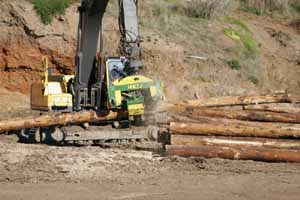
[119,0,143,70]
[74,0,143,111]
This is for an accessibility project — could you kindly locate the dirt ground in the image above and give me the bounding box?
[1,132,300,200]
[0,89,300,200]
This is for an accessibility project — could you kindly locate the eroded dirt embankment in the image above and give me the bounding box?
[0,1,76,93]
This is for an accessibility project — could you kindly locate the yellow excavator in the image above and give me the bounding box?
[31,56,73,112]
[28,0,163,144]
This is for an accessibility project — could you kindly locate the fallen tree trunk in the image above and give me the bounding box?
[0,111,118,132]
[165,145,300,162]
[187,107,300,124]
[183,93,292,107]
[169,122,300,139]
[171,135,300,150]
[244,104,300,114]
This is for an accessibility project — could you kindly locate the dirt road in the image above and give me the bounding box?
[0,134,300,200]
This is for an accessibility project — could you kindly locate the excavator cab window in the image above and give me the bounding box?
[108,59,127,85]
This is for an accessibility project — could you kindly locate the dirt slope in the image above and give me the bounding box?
[0,0,300,101]
[0,1,77,93]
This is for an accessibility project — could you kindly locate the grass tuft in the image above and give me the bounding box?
[31,0,74,25]
[224,16,250,32]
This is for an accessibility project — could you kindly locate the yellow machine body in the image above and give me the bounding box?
[31,57,163,116]
[105,58,164,117]
[31,57,73,112]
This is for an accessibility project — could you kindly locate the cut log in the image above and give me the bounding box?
[183,93,292,107]
[160,94,293,116]
[178,114,270,127]
[0,111,118,132]
[157,94,292,113]
[187,108,300,124]
[169,122,300,139]
[154,113,201,125]
[167,112,300,132]
[244,104,300,114]
[171,135,300,150]
[166,145,300,162]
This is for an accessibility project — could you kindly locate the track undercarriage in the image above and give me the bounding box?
[18,118,160,146]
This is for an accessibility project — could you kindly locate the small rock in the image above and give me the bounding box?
[58,16,65,22]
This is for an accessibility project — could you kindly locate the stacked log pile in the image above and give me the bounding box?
[162,93,300,162]
[2,92,300,163]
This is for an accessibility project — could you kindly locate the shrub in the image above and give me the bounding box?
[227,59,242,70]
[184,0,234,19]
[290,0,300,14]
[240,0,289,15]
[248,75,259,84]
[241,34,258,55]
[31,0,73,25]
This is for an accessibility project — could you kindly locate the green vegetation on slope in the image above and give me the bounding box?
[240,0,300,17]
[31,0,300,25]
[224,17,258,57]
[290,1,300,14]
[223,16,260,85]
[31,0,75,25]
[224,16,250,32]
[148,0,234,20]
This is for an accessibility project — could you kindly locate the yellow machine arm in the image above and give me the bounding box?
[42,56,49,88]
